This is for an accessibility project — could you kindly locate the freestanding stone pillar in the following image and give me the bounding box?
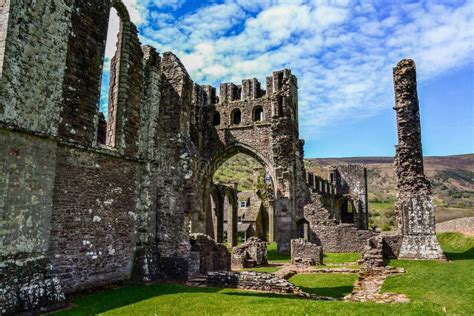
[393,59,444,259]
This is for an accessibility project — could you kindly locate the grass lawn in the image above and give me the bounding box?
[242,265,282,273]
[267,242,290,263]
[290,274,357,298]
[51,233,474,316]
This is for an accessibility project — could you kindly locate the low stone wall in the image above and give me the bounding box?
[190,234,231,276]
[436,217,474,235]
[291,239,323,265]
[207,271,299,294]
[313,224,376,253]
[0,257,64,315]
[231,237,267,269]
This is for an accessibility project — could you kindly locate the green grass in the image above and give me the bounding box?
[290,274,357,298]
[267,243,290,263]
[52,233,474,316]
[323,252,360,264]
[369,201,395,211]
[242,266,282,273]
[382,233,474,315]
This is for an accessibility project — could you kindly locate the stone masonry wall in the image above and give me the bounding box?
[231,237,268,269]
[0,0,72,135]
[312,224,375,253]
[0,130,57,256]
[190,234,231,275]
[48,146,140,294]
[59,0,110,145]
[291,239,323,265]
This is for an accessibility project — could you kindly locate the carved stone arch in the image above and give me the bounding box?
[198,142,279,245]
[111,0,131,22]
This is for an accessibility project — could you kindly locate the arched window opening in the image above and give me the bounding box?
[212,112,221,126]
[254,106,264,122]
[232,109,241,125]
[97,8,121,146]
[277,97,284,117]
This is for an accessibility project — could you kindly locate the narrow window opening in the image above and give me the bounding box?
[277,72,283,90]
[254,106,264,122]
[97,8,121,146]
[232,109,241,125]
[277,97,284,117]
[212,112,221,126]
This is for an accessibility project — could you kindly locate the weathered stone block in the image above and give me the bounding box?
[190,233,231,275]
[291,239,323,266]
[231,237,267,269]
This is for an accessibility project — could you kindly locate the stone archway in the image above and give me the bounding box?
[199,143,278,246]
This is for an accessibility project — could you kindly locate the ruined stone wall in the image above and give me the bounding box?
[291,239,323,265]
[152,52,195,278]
[207,271,299,294]
[59,1,110,145]
[190,234,230,275]
[335,165,369,230]
[0,0,72,134]
[312,224,375,253]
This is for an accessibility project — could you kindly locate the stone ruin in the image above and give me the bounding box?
[231,237,268,269]
[0,0,443,313]
[392,60,444,260]
[291,239,323,266]
[189,234,231,276]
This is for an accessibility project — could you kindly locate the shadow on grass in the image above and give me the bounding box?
[267,247,290,262]
[53,285,222,315]
[296,285,354,298]
[444,247,474,261]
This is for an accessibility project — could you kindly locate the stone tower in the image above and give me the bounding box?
[393,59,444,259]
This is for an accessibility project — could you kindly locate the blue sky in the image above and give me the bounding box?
[103,0,474,158]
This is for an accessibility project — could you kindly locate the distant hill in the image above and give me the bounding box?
[307,154,474,230]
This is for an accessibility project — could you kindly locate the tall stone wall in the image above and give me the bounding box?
[49,146,141,294]
[393,59,443,259]
[0,0,72,135]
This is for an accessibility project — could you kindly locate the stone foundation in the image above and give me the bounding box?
[290,239,323,266]
[207,271,299,294]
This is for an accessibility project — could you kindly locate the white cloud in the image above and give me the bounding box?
[112,0,474,141]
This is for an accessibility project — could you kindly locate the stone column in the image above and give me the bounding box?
[393,59,444,259]
[227,183,238,247]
